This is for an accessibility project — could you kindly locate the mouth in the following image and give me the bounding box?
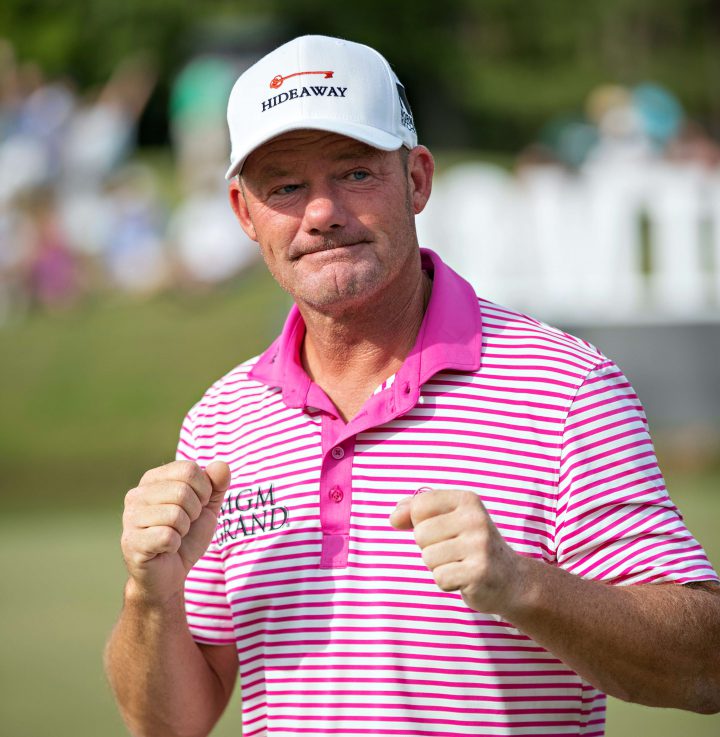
[290,240,369,261]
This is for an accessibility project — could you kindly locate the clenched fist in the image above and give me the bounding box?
[389,488,527,616]
[121,460,231,604]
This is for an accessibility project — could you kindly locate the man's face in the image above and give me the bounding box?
[229,130,433,314]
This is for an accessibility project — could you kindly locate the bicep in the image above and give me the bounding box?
[199,642,239,707]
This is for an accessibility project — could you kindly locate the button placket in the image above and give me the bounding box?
[319,417,355,568]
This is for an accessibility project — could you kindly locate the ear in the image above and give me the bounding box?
[407,146,434,215]
[228,179,258,242]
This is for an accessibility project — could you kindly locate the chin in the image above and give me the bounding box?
[301,279,384,313]
[298,260,384,305]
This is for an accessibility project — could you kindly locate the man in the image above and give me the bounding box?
[105,35,720,737]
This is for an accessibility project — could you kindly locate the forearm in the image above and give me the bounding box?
[504,558,720,713]
[104,579,229,737]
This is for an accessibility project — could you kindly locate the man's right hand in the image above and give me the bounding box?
[121,460,231,604]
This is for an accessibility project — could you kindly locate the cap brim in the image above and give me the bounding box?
[225,119,405,180]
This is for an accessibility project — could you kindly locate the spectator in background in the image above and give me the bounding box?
[666,120,720,169]
[0,42,165,317]
[168,54,260,287]
[102,164,169,296]
[169,55,237,194]
[168,186,258,289]
[0,46,71,203]
[20,187,81,312]
[62,53,156,187]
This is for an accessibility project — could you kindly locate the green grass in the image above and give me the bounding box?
[0,510,245,737]
[0,264,289,513]
[1,276,719,736]
[0,476,718,737]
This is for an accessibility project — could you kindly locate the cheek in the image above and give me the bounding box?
[253,211,299,254]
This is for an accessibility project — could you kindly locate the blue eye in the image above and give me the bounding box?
[349,170,369,181]
[276,184,300,195]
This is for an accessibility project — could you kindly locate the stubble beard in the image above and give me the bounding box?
[263,157,417,312]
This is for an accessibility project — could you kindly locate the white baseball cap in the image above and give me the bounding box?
[225,35,418,179]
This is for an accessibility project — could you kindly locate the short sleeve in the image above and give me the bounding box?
[177,405,236,645]
[555,360,718,586]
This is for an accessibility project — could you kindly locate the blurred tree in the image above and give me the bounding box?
[269,0,720,148]
[2,0,718,150]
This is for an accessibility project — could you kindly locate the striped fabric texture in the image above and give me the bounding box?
[179,250,717,737]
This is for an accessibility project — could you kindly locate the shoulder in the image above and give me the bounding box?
[477,298,609,378]
[183,352,272,429]
[201,355,264,401]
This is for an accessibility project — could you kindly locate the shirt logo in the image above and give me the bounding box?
[270,70,334,89]
[214,484,289,545]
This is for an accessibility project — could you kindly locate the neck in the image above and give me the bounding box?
[299,264,432,421]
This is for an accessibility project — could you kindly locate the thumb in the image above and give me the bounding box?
[389,496,414,531]
[204,461,231,515]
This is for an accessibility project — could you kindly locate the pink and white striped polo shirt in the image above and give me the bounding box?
[179,249,717,737]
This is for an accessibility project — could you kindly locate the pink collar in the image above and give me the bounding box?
[249,249,482,430]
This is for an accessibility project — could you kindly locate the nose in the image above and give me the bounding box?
[302,184,347,234]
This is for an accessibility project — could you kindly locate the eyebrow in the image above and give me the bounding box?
[333,144,384,161]
[256,165,292,179]
[247,143,386,185]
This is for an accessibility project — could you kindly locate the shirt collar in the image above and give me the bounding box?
[249,248,482,413]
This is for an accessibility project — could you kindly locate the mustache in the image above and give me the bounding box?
[289,235,372,260]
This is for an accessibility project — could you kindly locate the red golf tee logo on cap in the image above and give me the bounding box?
[270,70,334,89]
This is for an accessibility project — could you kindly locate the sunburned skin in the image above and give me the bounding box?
[231,131,426,316]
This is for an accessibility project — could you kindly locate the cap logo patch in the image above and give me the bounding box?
[396,82,415,133]
[261,81,348,112]
[270,70,334,89]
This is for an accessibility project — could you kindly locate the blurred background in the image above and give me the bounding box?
[1,1,719,735]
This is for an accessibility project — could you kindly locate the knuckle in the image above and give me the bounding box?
[174,460,199,485]
[176,482,193,503]
[413,493,432,517]
[158,526,180,549]
[176,482,199,511]
[413,521,429,548]
[462,526,487,549]
[124,486,140,507]
[469,496,488,518]
[121,507,135,530]
[187,495,203,520]
[130,551,149,569]
[121,533,145,563]
[421,547,436,570]
[469,503,487,522]
[434,569,454,592]
[179,516,192,536]
[460,489,477,504]
[170,507,190,534]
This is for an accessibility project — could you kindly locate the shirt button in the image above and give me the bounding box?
[329,486,344,503]
[331,446,344,460]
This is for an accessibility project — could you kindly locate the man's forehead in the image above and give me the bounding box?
[243,130,389,177]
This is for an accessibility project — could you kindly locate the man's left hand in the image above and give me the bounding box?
[389,489,527,615]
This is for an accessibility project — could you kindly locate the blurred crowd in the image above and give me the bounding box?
[2,37,720,326]
[0,40,258,324]
[518,81,720,173]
